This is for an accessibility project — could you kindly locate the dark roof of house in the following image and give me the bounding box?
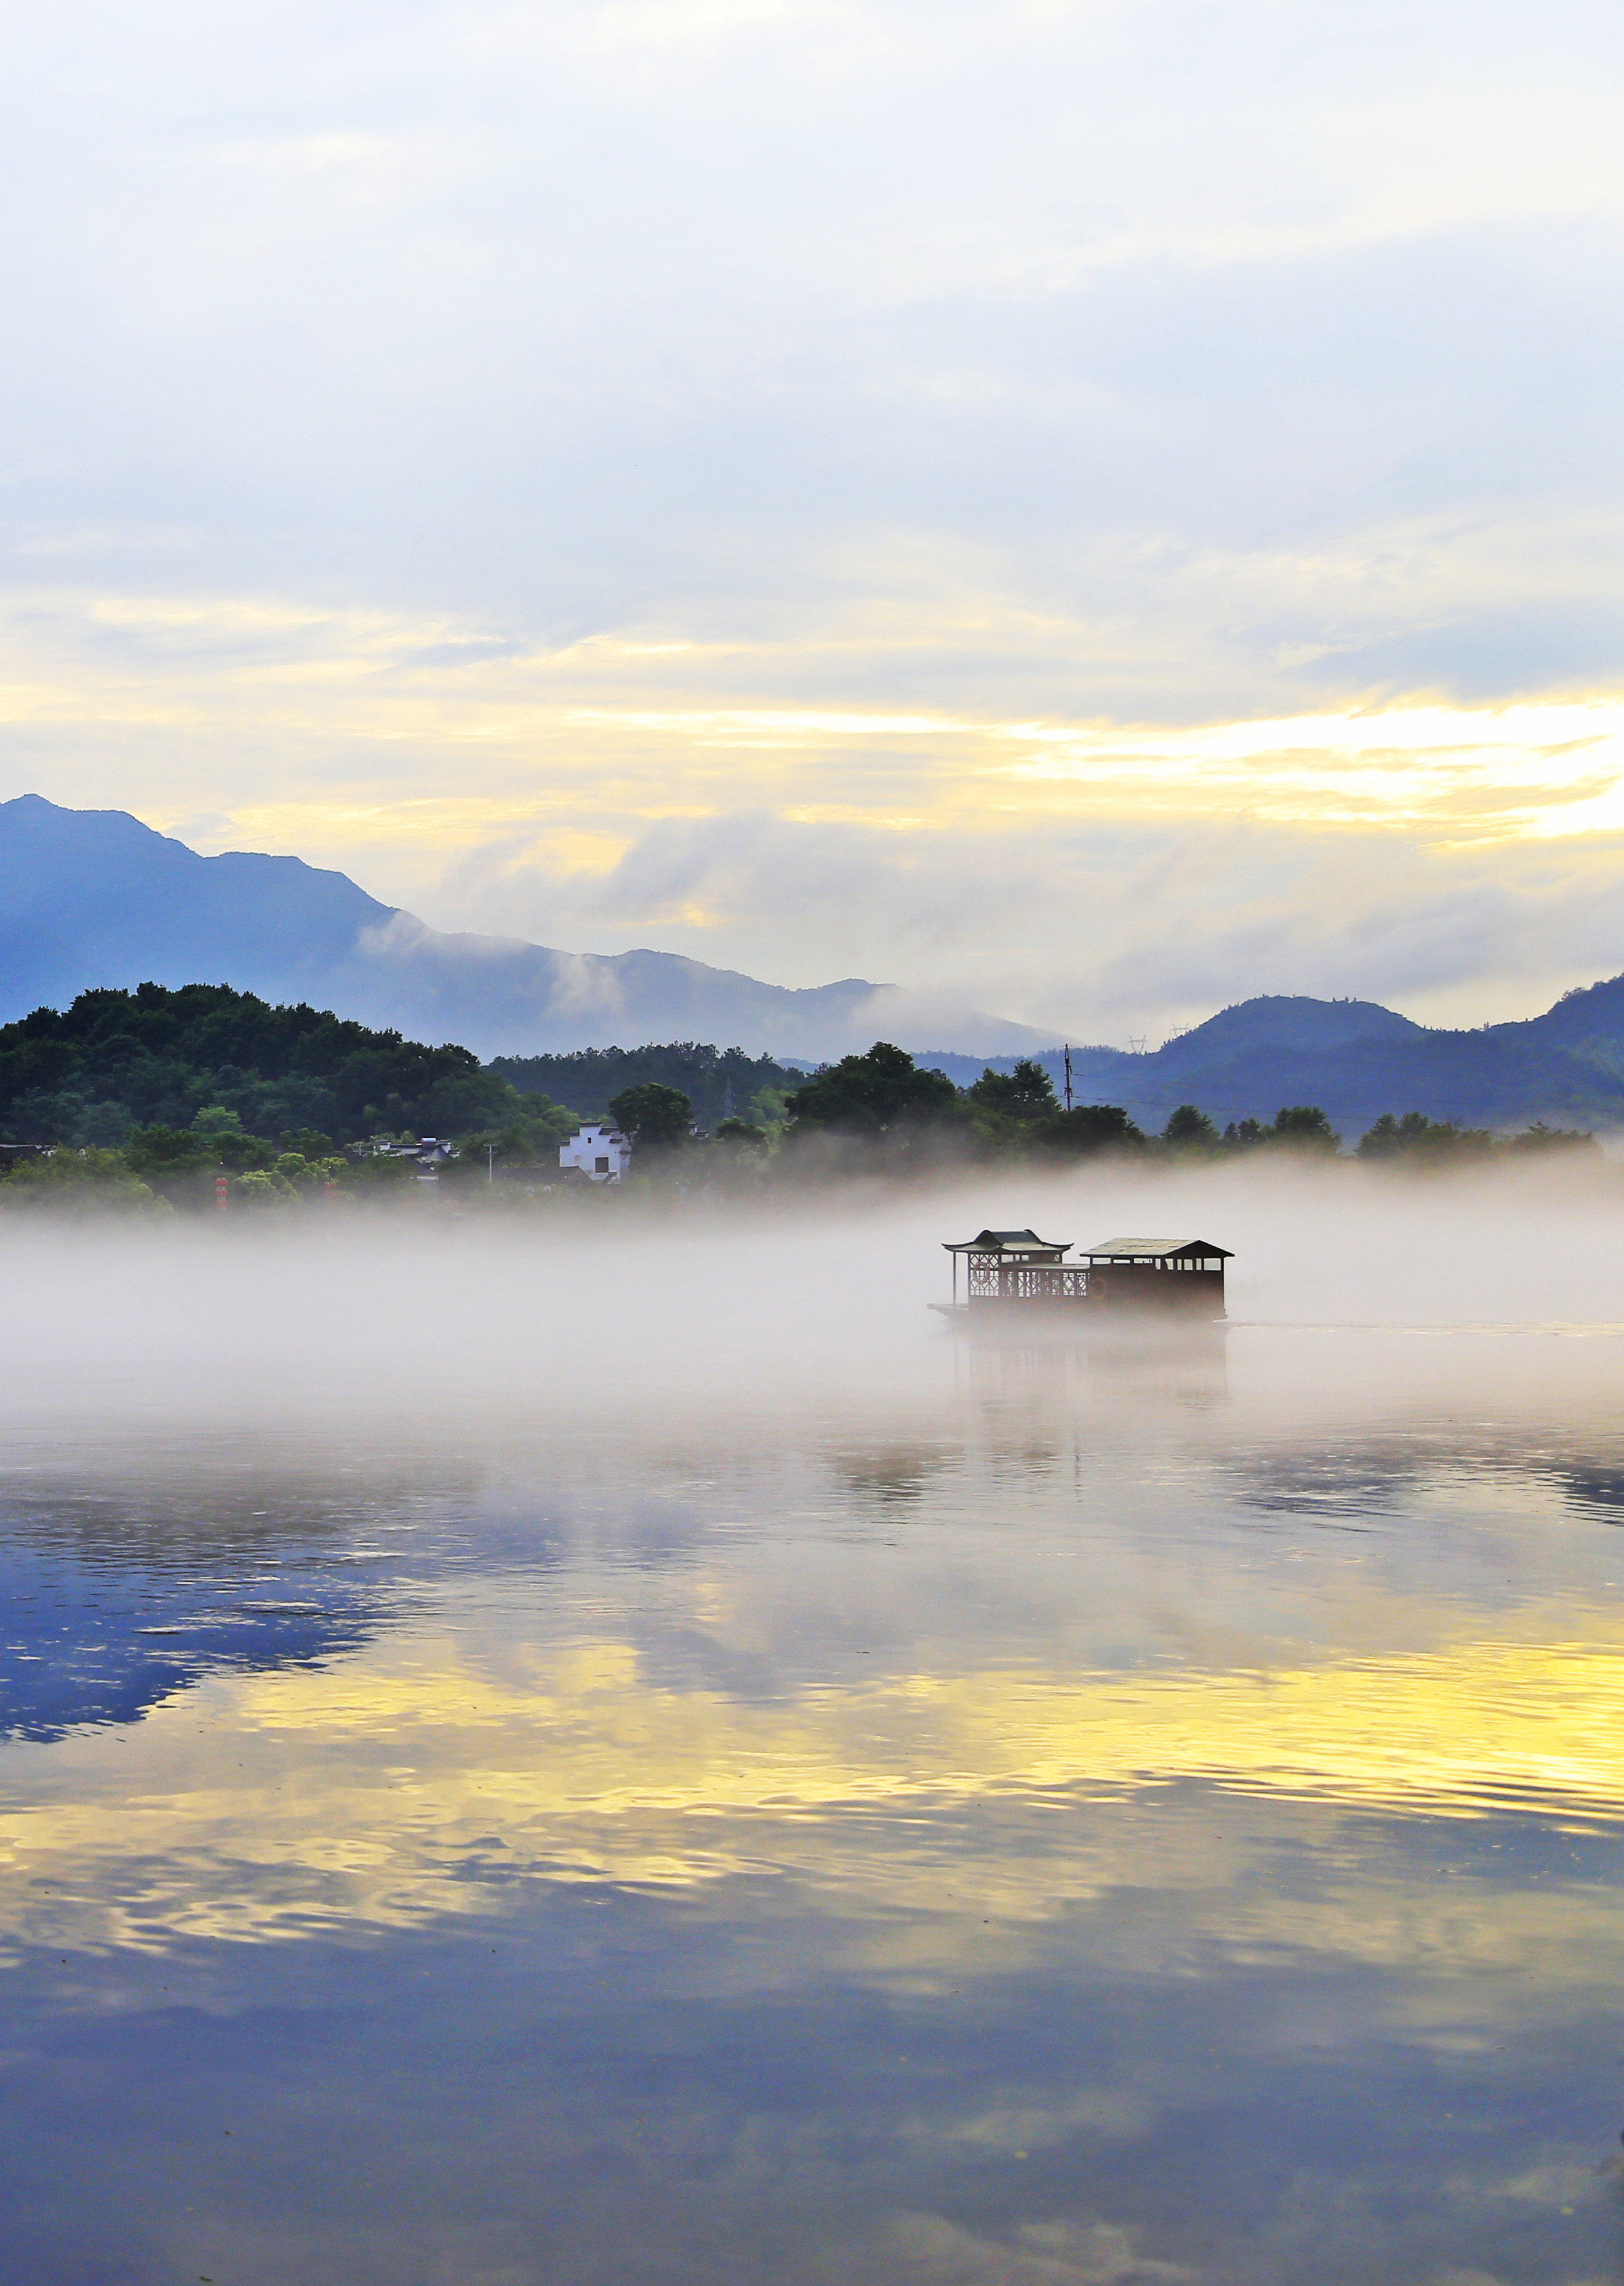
[1081,1237,1232,1260]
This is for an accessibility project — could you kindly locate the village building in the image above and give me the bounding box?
[559,1120,632,1185]
[349,1135,457,1172]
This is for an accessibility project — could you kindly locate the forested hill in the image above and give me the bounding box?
[922,986,1624,1135]
[489,1043,807,1128]
[0,983,529,1146]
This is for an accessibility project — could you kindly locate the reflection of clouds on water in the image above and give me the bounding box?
[0,1446,727,1742]
[853,2213,1192,2283]
[10,1628,1624,1966]
[1224,1434,1624,1532]
[0,1530,388,1741]
[1,1802,1618,2286]
[0,1464,445,1741]
[1550,1463,1624,1521]
[8,1311,1624,2281]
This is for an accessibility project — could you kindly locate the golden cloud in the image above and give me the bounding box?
[8,587,1624,859]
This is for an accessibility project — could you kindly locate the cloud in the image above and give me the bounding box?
[2,0,1623,1020]
[403,806,1624,1034]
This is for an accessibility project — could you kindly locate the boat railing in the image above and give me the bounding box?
[967,1261,1090,1302]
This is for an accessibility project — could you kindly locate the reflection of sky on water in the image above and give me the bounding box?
[0,1454,481,1740]
[0,1530,383,1743]
[5,1335,1624,2282]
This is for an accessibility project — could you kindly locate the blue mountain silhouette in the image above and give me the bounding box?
[0,795,1040,1060]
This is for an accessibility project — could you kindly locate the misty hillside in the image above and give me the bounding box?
[13,795,1624,1133]
[0,796,1044,1062]
[1155,994,1426,1060]
[924,983,1624,1136]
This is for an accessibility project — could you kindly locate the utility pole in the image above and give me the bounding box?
[487,1143,495,1184]
[1063,1043,1073,1113]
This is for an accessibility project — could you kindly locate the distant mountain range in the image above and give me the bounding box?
[922,985,1624,1137]
[0,796,1044,1061]
[10,792,1624,1133]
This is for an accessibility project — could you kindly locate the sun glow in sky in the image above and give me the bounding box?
[4,0,1623,1033]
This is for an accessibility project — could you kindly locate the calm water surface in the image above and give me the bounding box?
[4,1323,1624,2285]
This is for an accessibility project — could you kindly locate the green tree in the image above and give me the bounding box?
[123,1126,217,1177]
[1358,1111,1493,1166]
[271,1150,346,1189]
[1502,1121,1600,1157]
[0,983,516,1147]
[489,1043,803,1132]
[608,1082,694,1151]
[208,1131,278,1174]
[122,1123,278,1208]
[967,1060,1058,1120]
[0,1149,163,1213]
[231,1168,299,1206]
[505,1093,580,1152]
[714,1117,769,1154]
[785,1043,959,1136]
[442,1114,573,1186]
[1032,1104,1144,1156]
[747,1083,793,1130]
[1162,1104,1219,1149]
[1269,1105,1341,1153]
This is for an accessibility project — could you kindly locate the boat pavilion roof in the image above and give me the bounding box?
[1081,1237,1232,1261]
[942,1228,1071,1255]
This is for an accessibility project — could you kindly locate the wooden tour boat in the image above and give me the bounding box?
[934,1229,1231,1322]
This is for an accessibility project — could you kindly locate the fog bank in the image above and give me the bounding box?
[0,1159,1617,1444]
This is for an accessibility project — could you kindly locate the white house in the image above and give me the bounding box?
[559,1120,632,1184]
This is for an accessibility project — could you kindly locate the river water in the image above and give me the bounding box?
[2,1187,1623,2284]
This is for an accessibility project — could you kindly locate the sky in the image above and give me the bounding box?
[2,0,1623,1043]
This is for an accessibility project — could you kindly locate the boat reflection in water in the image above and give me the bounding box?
[937,1226,1232,1406]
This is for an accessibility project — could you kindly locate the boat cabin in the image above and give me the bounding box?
[1079,1238,1231,1314]
[942,1229,1086,1305]
[940,1229,1229,1315]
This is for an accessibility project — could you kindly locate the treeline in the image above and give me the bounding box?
[1350,1110,1598,1164]
[0,983,586,1213]
[599,1046,1603,1172]
[0,982,564,1146]
[1162,1101,1596,1162]
[0,997,1605,1217]
[491,1043,802,1130]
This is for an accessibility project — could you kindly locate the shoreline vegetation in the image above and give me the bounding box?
[0,984,1604,1216]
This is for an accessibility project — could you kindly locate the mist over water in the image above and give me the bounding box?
[3,1165,1624,2284]
[6,1156,1620,1424]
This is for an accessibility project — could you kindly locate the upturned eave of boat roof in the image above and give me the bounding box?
[942,1228,1070,1252]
